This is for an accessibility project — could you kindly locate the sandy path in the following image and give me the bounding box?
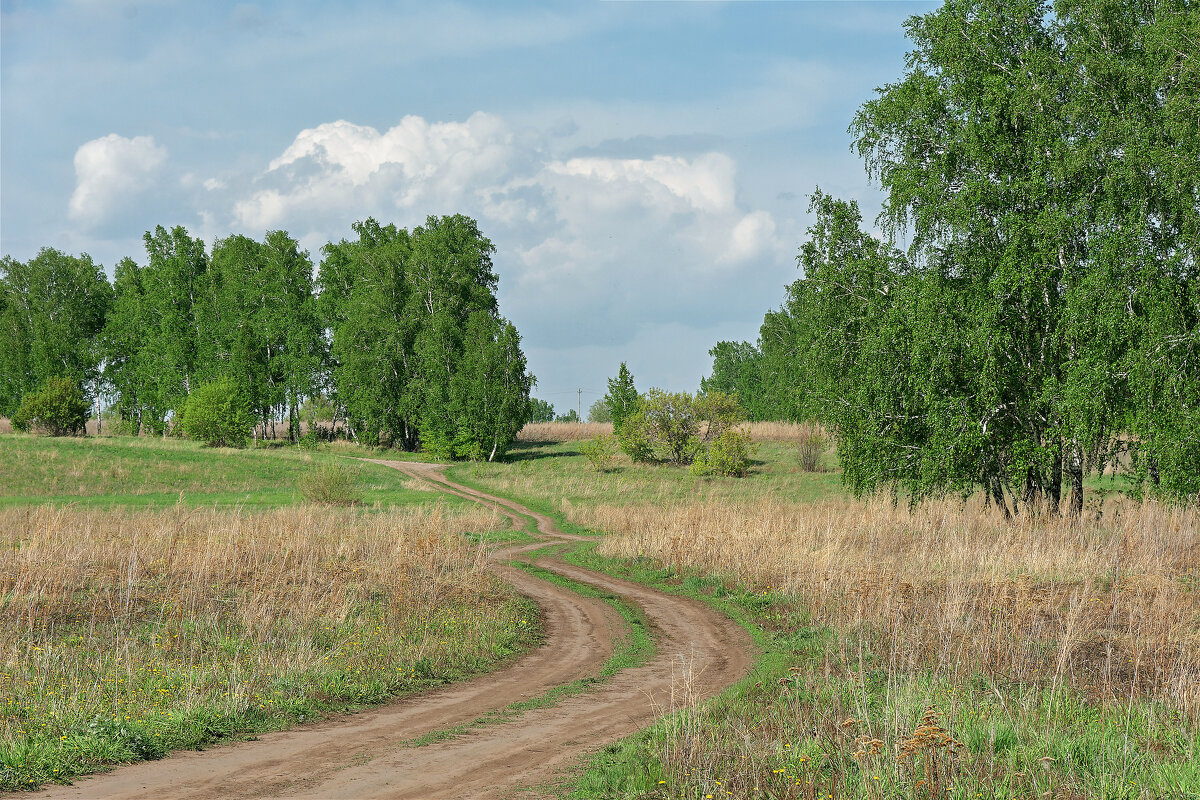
[32,461,754,799]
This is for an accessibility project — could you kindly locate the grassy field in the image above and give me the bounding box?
[0,502,533,791]
[0,433,469,511]
[0,432,540,791]
[451,432,1200,799]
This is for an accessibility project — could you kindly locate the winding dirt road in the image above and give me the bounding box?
[33,462,754,799]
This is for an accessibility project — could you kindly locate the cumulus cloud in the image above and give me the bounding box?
[68,134,167,227]
[234,113,518,230]
[223,112,789,354]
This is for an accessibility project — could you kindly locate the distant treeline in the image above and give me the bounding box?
[703,0,1199,508]
[0,214,534,460]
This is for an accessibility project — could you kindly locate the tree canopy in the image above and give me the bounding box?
[2,215,534,459]
[708,0,1200,508]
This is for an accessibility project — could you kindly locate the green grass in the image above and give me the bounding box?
[0,433,471,511]
[446,439,848,522]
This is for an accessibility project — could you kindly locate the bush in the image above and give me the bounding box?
[11,377,89,436]
[795,424,830,472]
[690,428,757,477]
[298,462,363,505]
[579,433,619,472]
[178,378,252,448]
[617,389,745,466]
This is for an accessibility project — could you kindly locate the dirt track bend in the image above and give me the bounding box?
[34,461,754,800]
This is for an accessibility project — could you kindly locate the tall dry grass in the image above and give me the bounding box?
[0,504,526,776]
[587,497,1200,717]
[517,421,614,441]
[743,420,830,443]
[0,418,11,435]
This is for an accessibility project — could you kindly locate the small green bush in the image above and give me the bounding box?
[178,378,252,448]
[795,424,830,472]
[690,428,757,477]
[11,377,89,436]
[579,433,619,472]
[298,462,363,506]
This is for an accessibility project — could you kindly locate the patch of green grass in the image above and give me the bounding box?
[0,433,469,511]
[446,439,849,524]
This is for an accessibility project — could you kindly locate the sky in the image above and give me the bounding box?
[1,0,936,415]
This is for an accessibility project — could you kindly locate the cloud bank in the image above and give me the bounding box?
[215,112,790,357]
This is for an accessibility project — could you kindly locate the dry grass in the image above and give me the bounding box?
[0,418,11,435]
[581,497,1200,795]
[517,421,614,441]
[588,496,1200,717]
[0,504,532,787]
[742,420,829,443]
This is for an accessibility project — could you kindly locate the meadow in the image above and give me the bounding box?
[452,425,1200,799]
[0,433,535,791]
[0,433,463,510]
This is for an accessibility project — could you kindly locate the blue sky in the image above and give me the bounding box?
[1,0,936,412]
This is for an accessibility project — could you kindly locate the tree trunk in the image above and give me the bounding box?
[1049,447,1062,515]
[1068,444,1084,518]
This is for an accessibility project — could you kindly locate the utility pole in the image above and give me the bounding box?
[577,388,582,422]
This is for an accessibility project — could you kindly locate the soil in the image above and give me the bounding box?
[31,461,754,799]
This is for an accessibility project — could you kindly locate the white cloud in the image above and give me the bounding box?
[235,112,518,230]
[68,133,167,227]
[225,112,789,355]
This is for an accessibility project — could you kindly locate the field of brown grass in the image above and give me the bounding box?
[0,504,532,789]
[517,421,614,441]
[589,496,1200,715]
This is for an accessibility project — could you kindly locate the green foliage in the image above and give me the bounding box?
[579,434,619,472]
[0,249,111,418]
[689,428,756,477]
[619,389,744,466]
[555,409,580,423]
[11,377,89,436]
[528,398,556,423]
[586,398,612,424]
[319,215,532,459]
[720,0,1200,509]
[701,341,776,421]
[297,462,363,506]
[604,363,639,435]
[178,378,252,448]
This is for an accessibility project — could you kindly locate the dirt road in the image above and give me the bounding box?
[34,461,754,799]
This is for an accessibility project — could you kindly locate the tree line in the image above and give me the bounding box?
[703,0,1199,508]
[0,214,534,460]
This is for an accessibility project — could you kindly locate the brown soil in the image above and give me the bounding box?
[31,461,754,799]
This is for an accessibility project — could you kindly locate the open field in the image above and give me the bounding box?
[450,435,1200,799]
[0,433,467,510]
[0,502,533,791]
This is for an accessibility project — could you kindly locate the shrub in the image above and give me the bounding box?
[579,433,619,472]
[298,462,363,506]
[617,389,745,466]
[795,423,830,472]
[11,377,89,436]
[178,378,252,448]
[690,428,757,477]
